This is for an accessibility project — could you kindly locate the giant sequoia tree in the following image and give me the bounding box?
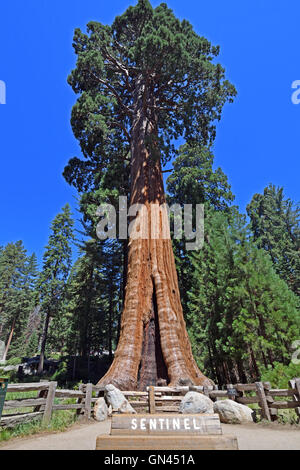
[65,0,236,389]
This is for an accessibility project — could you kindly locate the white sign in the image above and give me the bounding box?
[131,416,206,432]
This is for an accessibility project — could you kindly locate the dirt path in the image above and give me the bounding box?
[0,420,111,451]
[222,422,300,450]
[0,420,299,450]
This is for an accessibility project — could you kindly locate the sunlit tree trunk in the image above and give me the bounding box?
[2,319,15,362]
[38,312,50,374]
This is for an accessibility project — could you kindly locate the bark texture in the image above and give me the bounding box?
[98,76,212,390]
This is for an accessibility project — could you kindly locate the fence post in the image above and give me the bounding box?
[289,378,300,422]
[255,381,271,421]
[34,381,46,412]
[42,381,57,425]
[263,381,277,421]
[148,386,156,414]
[226,384,236,401]
[76,383,85,417]
[263,381,276,421]
[84,383,93,420]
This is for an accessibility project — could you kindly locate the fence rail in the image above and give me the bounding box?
[0,381,86,428]
[1,378,299,427]
[83,378,300,422]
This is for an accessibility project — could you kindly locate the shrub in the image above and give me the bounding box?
[260,362,300,389]
[5,357,22,366]
[50,361,68,384]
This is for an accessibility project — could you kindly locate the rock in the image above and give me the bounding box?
[213,399,254,424]
[1,365,19,372]
[104,384,136,414]
[94,397,108,422]
[179,391,214,414]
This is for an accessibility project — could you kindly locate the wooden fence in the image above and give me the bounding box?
[0,381,84,428]
[147,380,300,422]
[1,378,300,427]
[85,378,300,422]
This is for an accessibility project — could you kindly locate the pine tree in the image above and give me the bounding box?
[0,241,38,360]
[24,305,41,357]
[65,239,122,357]
[167,143,234,209]
[187,209,300,386]
[37,204,74,373]
[247,184,300,296]
[166,142,235,317]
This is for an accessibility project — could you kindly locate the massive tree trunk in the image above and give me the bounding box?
[98,76,212,390]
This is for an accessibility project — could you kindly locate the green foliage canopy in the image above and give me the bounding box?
[64,0,236,197]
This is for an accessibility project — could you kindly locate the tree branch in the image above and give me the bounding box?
[102,49,133,92]
[109,120,131,143]
[87,69,134,116]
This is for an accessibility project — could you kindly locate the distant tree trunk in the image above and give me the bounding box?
[267,351,275,368]
[222,361,231,384]
[236,359,247,383]
[72,355,77,381]
[98,76,212,390]
[2,319,15,362]
[257,309,275,368]
[24,305,41,347]
[207,342,219,385]
[248,347,260,380]
[81,266,94,357]
[261,350,268,369]
[228,359,239,384]
[87,353,90,382]
[38,312,50,374]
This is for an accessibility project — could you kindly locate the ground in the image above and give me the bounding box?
[0,419,300,450]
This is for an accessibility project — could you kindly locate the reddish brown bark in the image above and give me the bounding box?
[137,291,168,389]
[98,76,212,390]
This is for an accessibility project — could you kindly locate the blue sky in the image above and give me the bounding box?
[0,0,299,261]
